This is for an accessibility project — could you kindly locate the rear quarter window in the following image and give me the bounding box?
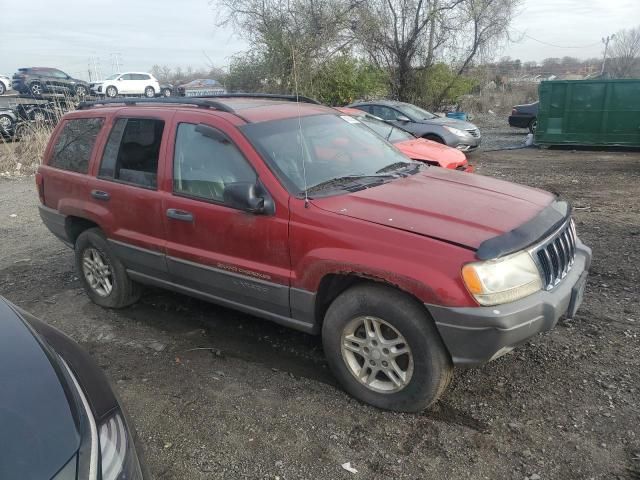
[49,118,103,173]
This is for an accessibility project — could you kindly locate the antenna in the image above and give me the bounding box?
[291,47,310,208]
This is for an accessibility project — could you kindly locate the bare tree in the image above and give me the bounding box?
[608,26,640,78]
[218,0,361,91]
[353,0,520,102]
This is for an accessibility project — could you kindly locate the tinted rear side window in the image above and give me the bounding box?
[99,118,164,189]
[50,118,103,173]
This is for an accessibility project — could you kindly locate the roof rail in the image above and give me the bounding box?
[76,97,235,113]
[194,93,322,105]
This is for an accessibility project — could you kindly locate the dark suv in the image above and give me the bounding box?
[37,95,591,412]
[12,67,89,97]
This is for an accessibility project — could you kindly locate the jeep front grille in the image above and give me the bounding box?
[533,219,577,290]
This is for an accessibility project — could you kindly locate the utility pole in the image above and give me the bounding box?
[601,34,616,75]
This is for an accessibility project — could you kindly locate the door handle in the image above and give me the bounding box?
[91,190,110,201]
[166,208,194,222]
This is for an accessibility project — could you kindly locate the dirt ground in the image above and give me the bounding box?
[1,145,639,480]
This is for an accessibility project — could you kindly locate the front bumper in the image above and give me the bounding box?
[428,242,592,366]
[454,135,481,152]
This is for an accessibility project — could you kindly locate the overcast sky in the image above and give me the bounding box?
[0,0,638,80]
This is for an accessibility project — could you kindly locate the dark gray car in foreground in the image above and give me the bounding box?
[0,297,147,480]
[348,100,481,152]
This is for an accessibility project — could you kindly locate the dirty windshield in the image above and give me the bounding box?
[241,114,415,196]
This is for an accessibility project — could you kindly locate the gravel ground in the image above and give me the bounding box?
[1,146,639,480]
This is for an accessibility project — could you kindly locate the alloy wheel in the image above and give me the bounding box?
[341,315,414,393]
[82,248,114,297]
[0,115,12,131]
[31,84,42,96]
[106,86,117,98]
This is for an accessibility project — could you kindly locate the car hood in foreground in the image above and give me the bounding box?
[393,137,467,169]
[312,168,554,250]
[0,300,80,480]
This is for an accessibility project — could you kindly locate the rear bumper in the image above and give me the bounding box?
[428,242,592,366]
[39,205,72,247]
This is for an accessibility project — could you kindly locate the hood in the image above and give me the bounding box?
[0,299,80,480]
[393,137,467,169]
[311,168,554,250]
[422,116,477,130]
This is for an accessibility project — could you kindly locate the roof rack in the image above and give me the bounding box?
[77,97,235,113]
[192,93,322,105]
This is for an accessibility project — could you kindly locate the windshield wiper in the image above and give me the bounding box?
[376,161,424,175]
[306,174,393,194]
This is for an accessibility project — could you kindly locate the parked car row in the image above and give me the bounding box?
[0,100,62,139]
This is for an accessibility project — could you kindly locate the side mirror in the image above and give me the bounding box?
[223,182,265,214]
[117,77,123,81]
[396,115,411,122]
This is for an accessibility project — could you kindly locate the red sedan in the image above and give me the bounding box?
[338,107,473,172]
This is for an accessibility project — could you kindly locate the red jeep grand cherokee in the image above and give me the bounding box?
[37,95,591,412]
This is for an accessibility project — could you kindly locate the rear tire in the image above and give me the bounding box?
[0,82,5,95]
[75,228,141,308]
[322,283,452,412]
[0,114,13,133]
[30,83,43,96]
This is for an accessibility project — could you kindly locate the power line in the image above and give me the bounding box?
[510,28,603,49]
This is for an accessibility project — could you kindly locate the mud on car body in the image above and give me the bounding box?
[37,94,591,412]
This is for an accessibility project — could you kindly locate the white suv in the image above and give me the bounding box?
[90,72,161,98]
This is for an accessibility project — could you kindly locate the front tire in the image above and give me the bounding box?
[105,86,118,98]
[144,86,155,98]
[424,134,445,144]
[75,228,141,308]
[0,82,5,95]
[322,283,452,412]
[75,85,87,97]
[162,88,171,98]
[528,118,537,134]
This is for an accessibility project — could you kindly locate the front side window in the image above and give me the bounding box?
[120,74,132,80]
[50,118,104,173]
[51,70,69,79]
[357,114,414,143]
[99,118,164,188]
[173,123,256,203]
[397,104,437,120]
[370,105,398,121]
[241,114,414,196]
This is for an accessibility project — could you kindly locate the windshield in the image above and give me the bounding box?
[356,114,414,143]
[106,73,120,80]
[241,114,414,196]
[397,104,437,120]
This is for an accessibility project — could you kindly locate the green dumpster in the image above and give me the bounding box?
[535,79,640,147]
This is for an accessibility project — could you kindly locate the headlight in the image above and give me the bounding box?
[443,125,471,137]
[99,411,144,480]
[462,250,542,306]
